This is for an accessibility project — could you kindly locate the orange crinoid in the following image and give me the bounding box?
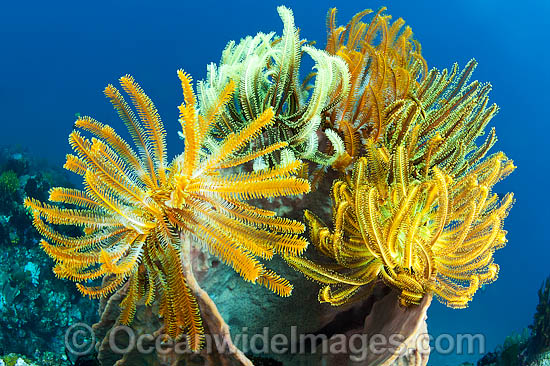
[24,71,309,349]
[324,7,427,170]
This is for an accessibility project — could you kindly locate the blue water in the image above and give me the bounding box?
[1,0,549,364]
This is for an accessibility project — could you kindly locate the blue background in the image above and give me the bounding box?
[1,1,548,364]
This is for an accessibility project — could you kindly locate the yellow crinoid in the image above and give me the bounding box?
[288,141,514,308]
[287,40,515,308]
[24,71,310,349]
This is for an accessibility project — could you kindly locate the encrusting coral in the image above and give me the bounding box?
[24,70,310,350]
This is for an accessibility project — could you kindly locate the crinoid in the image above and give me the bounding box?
[287,141,514,308]
[24,71,310,349]
[286,46,515,308]
[197,6,351,168]
[322,7,428,171]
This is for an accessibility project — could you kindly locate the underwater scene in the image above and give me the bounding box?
[1,0,548,365]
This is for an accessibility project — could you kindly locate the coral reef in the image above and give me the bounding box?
[529,277,550,358]
[0,354,36,366]
[0,170,19,213]
[0,352,74,366]
[472,277,550,366]
[0,147,96,361]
